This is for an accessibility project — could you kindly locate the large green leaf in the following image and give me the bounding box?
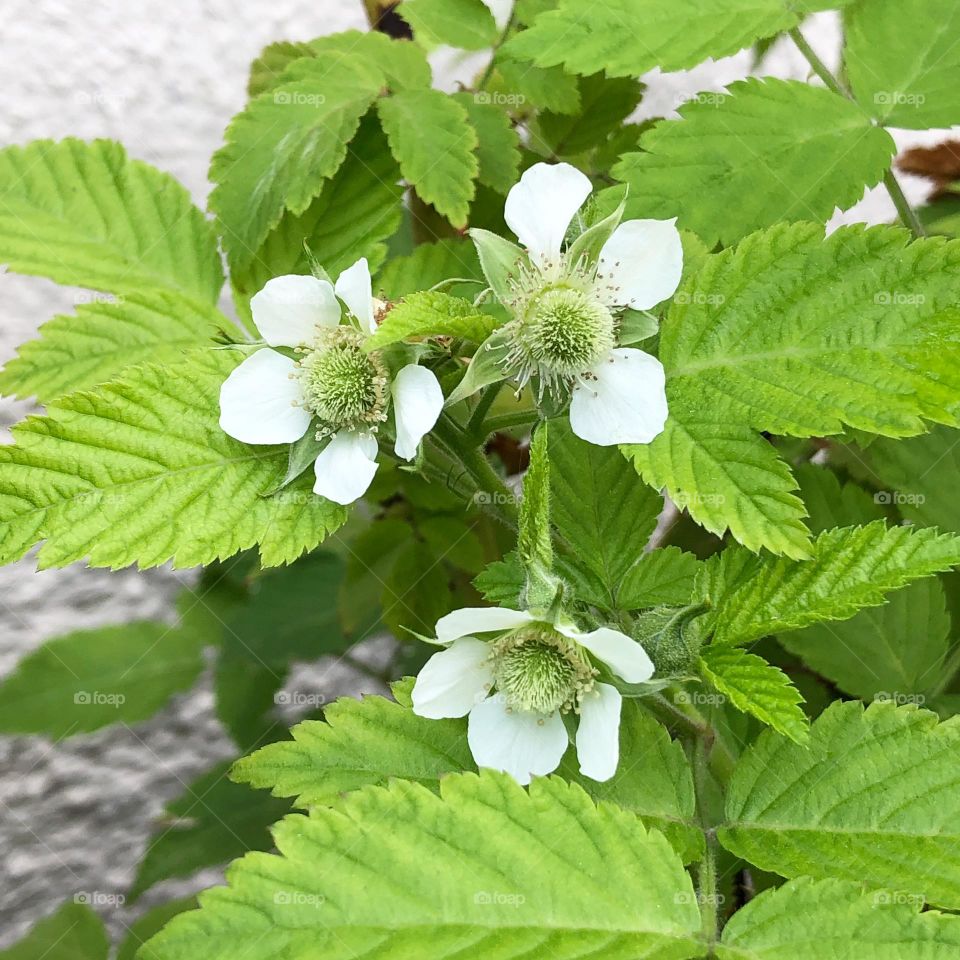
[378,88,479,228]
[453,93,521,193]
[0,291,225,403]
[845,0,960,129]
[780,577,951,701]
[617,547,702,609]
[366,291,498,349]
[0,139,222,303]
[717,877,960,959]
[705,522,960,645]
[0,621,208,737]
[721,699,960,909]
[0,350,347,570]
[0,902,107,960]
[141,772,704,960]
[614,79,894,248]
[209,56,384,271]
[400,0,498,49]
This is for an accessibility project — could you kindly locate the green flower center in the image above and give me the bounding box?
[299,328,387,432]
[493,628,596,715]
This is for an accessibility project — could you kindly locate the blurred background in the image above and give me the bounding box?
[0,0,953,945]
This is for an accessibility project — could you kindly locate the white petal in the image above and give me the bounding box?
[411,637,495,719]
[250,275,340,347]
[435,607,535,644]
[335,257,376,335]
[569,348,668,446]
[598,219,684,310]
[504,162,592,267]
[557,622,655,684]
[576,683,622,782]
[312,430,379,505]
[219,349,311,445]
[467,697,568,785]
[392,364,443,461]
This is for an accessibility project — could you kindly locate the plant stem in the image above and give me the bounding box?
[693,738,721,944]
[476,0,519,91]
[467,383,503,437]
[787,26,926,238]
[483,410,539,434]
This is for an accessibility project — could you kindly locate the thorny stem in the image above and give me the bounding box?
[788,26,926,238]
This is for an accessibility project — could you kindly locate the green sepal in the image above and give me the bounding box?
[444,328,512,406]
[618,309,659,345]
[632,603,710,677]
[469,228,527,304]
[567,193,626,268]
[261,428,326,497]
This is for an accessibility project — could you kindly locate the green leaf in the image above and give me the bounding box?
[780,577,951,701]
[141,772,703,960]
[625,411,812,560]
[116,898,197,960]
[130,762,292,901]
[618,547,703,610]
[453,93,521,193]
[660,222,960,440]
[0,291,226,403]
[0,139,222,303]
[229,115,403,316]
[549,420,663,606]
[845,0,960,129]
[0,621,208,737]
[473,551,525,606]
[793,461,883,534]
[382,539,456,637]
[400,0,498,49]
[210,56,384,271]
[717,877,960,959]
[613,79,895,248]
[721,699,960,909]
[377,238,482,300]
[366,291,498,349]
[0,350,347,570]
[0,902,107,960]
[707,522,960,645]
[378,89,479,227]
[700,645,808,742]
[247,40,312,98]
[493,54,580,114]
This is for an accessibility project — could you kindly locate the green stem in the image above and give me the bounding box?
[482,410,539,434]
[788,26,926,238]
[467,383,503,438]
[693,739,721,945]
[476,0,519,91]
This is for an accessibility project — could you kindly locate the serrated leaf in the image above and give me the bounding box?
[846,0,960,129]
[793,462,884,534]
[549,419,663,606]
[493,54,580,114]
[0,139,222,303]
[400,0,498,49]
[700,645,808,742]
[0,621,208,737]
[377,238,482,300]
[708,522,960,645]
[0,350,347,570]
[473,551,525,606]
[454,93,521,193]
[0,291,225,403]
[0,902,107,960]
[247,40,312,97]
[366,291,498,349]
[625,411,812,560]
[116,898,196,960]
[661,223,960,440]
[618,547,703,609]
[378,89,479,227]
[717,877,960,959]
[210,56,384,271]
[780,577,951,701]
[720,699,960,909]
[130,761,291,902]
[613,79,895,248]
[142,772,703,960]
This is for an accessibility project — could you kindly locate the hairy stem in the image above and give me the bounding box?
[693,738,722,945]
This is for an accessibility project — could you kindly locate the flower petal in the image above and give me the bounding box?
[569,348,668,446]
[411,637,495,719]
[392,364,444,461]
[335,257,376,335]
[597,218,684,310]
[435,607,536,644]
[467,697,568,785]
[576,682,622,782]
[312,430,379,505]
[219,349,311,445]
[504,162,592,268]
[250,275,340,347]
[557,622,655,683]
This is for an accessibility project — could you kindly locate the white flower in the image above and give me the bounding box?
[219,258,443,505]
[411,605,655,785]
[481,162,683,446]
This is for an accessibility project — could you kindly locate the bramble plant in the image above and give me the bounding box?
[4,0,960,955]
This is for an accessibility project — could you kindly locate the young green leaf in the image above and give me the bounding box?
[618,547,702,609]
[365,291,499,350]
[399,0,498,50]
[0,139,223,303]
[613,79,895,248]
[141,773,703,960]
[0,902,108,960]
[453,92,521,194]
[378,89,479,227]
[493,54,581,114]
[0,350,347,570]
[721,699,960,909]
